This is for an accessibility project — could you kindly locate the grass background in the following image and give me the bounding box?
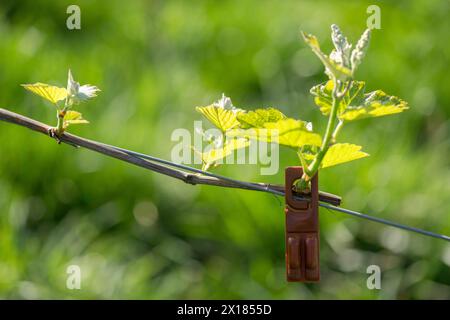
[0,0,449,299]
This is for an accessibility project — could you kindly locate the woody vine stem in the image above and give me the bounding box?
[0,22,447,243]
[1,107,449,242]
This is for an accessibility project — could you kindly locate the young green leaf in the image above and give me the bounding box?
[193,138,249,171]
[297,147,316,164]
[311,81,408,121]
[228,118,322,149]
[236,108,286,129]
[196,95,244,132]
[63,110,89,129]
[196,106,242,132]
[21,83,68,105]
[320,143,369,168]
[340,90,409,121]
[301,31,352,81]
[310,80,365,116]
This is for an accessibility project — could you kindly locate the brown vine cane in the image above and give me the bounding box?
[285,167,320,282]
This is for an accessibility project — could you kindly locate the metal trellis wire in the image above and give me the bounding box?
[0,107,449,242]
[105,143,450,242]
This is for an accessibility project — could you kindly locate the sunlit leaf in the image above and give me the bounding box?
[193,138,249,171]
[228,118,322,149]
[297,148,316,170]
[341,90,409,121]
[310,81,408,121]
[297,148,316,164]
[21,83,67,104]
[236,108,286,129]
[301,31,352,81]
[321,143,369,168]
[298,143,368,169]
[310,80,365,116]
[310,80,334,115]
[63,110,89,128]
[196,105,242,132]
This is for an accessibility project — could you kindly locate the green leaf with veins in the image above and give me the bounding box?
[297,147,316,164]
[310,80,408,121]
[341,90,409,121]
[193,138,249,171]
[299,143,369,169]
[321,143,369,168]
[63,110,89,129]
[196,105,243,132]
[196,95,244,132]
[310,80,365,116]
[21,83,68,105]
[236,108,286,129]
[227,118,322,149]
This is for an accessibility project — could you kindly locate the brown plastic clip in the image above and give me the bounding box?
[285,167,320,282]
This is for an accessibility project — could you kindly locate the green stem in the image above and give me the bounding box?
[55,110,65,135]
[296,79,343,191]
[331,119,344,143]
[55,96,71,136]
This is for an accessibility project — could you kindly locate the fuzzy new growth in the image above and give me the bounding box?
[192,24,408,192]
[21,69,100,141]
[19,24,408,191]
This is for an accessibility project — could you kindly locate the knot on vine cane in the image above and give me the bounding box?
[47,127,62,144]
[185,174,197,185]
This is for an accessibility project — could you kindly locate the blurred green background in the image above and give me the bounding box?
[0,0,449,299]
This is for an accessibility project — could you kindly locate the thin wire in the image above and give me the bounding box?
[99,142,287,197]
[2,108,447,242]
[100,142,450,243]
[320,202,450,242]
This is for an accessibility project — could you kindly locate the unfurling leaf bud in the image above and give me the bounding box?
[214,94,243,114]
[66,69,100,105]
[351,28,372,73]
[67,69,79,97]
[331,24,350,53]
[214,93,234,110]
[330,24,352,69]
